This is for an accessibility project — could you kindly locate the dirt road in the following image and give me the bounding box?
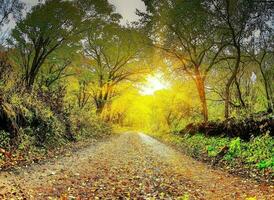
[0,133,273,199]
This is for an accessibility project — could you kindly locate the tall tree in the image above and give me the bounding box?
[245,22,274,112]
[9,0,81,90]
[9,0,116,91]
[83,23,150,114]
[209,0,274,118]
[140,0,228,122]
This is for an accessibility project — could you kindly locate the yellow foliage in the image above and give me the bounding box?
[2,103,16,119]
[245,197,257,200]
[105,75,200,133]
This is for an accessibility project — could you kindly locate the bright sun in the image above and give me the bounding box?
[139,73,170,95]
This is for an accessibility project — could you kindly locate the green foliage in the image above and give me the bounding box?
[0,84,113,163]
[173,134,229,158]
[17,128,35,151]
[207,145,217,157]
[178,193,190,200]
[9,0,82,89]
[256,159,274,170]
[3,93,66,147]
[161,133,273,170]
[82,22,151,113]
[0,130,10,149]
[70,108,112,140]
[1,0,272,179]
[31,111,66,147]
[242,134,274,166]
[224,138,241,161]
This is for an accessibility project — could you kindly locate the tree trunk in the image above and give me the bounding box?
[269,84,274,112]
[95,91,107,115]
[95,83,113,115]
[96,103,104,114]
[225,46,241,119]
[234,77,245,108]
[194,67,208,123]
[26,74,36,91]
[260,64,273,111]
[24,62,40,91]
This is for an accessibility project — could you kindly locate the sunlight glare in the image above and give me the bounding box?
[139,73,170,95]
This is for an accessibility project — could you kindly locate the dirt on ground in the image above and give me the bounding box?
[0,132,273,199]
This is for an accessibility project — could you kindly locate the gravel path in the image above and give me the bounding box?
[0,132,273,199]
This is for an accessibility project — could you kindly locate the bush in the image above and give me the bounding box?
[70,108,112,140]
[37,85,66,115]
[242,133,274,169]
[30,112,66,147]
[0,87,113,152]
[224,137,241,161]
[256,159,274,170]
[17,128,35,152]
[163,133,273,170]
[177,134,229,158]
[0,72,113,166]
[0,130,11,149]
[0,92,67,148]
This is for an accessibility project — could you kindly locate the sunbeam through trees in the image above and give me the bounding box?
[0,0,273,199]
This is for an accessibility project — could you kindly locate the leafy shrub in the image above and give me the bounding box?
[31,112,66,147]
[17,128,35,151]
[256,159,274,170]
[70,108,112,140]
[17,93,67,146]
[0,92,67,148]
[175,134,229,158]
[207,145,217,157]
[242,133,273,167]
[164,132,273,170]
[0,130,11,149]
[0,71,113,164]
[224,137,241,161]
[37,85,66,114]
